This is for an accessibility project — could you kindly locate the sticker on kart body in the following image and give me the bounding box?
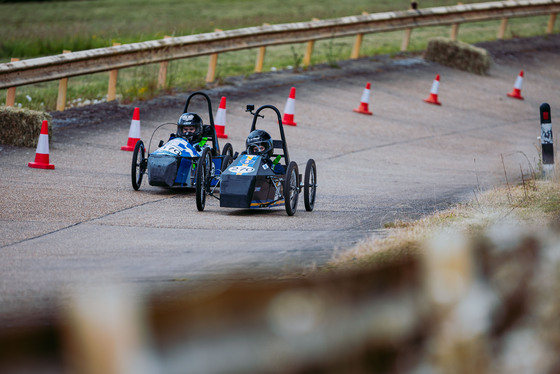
[229,154,259,174]
[154,138,199,157]
[229,165,255,174]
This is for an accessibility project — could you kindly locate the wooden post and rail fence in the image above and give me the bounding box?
[1,0,559,111]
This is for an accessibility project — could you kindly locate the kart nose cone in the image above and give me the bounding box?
[148,155,180,187]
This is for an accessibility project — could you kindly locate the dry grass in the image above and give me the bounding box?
[329,177,560,269]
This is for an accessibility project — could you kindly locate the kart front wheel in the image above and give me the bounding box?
[221,154,233,172]
[304,159,316,211]
[284,161,299,216]
[131,140,146,191]
[222,142,234,157]
[215,154,233,187]
[196,147,212,211]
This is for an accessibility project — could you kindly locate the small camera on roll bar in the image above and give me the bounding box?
[246,104,263,118]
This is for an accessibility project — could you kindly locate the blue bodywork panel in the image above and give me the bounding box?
[147,138,221,187]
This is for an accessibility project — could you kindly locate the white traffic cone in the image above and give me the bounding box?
[282,87,297,126]
[215,96,228,139]
[28,120,55,169]
[353,82,373,115]
[507,70,524,100]
[121,107,141,151]
[423,74,442,106]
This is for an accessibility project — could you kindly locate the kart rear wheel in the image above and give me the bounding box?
[131,140,146,191]
[196,147,212,211]
[304,159,316,211]
[284,161,299,216]
[222,143,234,157]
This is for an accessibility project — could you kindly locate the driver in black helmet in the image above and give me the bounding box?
[245,129,283,173]
[172,112,208,151]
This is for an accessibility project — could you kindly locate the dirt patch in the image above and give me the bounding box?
[476,33,560,61]
[49,100,132,130]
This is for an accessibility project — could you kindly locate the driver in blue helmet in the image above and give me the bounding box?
[172,112,209,151]
[245,129,283,173]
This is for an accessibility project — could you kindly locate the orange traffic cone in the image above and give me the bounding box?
[28,120,55,170]
[282,87,297,126]
[215,96,228,139]
[353,82,373,115]
[121,107,141,151]
[507,70,524,100]
[424,74,442,106]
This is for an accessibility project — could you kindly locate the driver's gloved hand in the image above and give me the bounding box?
[195,144,202,152]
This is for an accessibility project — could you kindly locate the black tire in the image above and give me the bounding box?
[216,154,233,188]
[131,140,146,191]
[195,147,212,211]
[304,159,317,211]
[284,161,299,216]
[221,154,233,172]
[222,142,234,157]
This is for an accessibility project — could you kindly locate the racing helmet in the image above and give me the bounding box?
[246,129,273,158]
[177,112,203,143]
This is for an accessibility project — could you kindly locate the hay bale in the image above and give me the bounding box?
[424,37,491,75]
[0,106,52,147]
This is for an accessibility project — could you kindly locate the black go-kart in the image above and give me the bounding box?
[130,91,235,211]
[200,103,316,216]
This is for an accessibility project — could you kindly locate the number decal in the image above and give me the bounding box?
[229,165,255,174]
[161,144,182,155]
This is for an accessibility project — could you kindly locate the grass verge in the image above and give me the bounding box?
[327,175,560,270]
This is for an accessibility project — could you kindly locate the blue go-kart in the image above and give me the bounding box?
[130,91,235,211]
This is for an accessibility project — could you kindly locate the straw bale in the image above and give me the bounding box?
[0,106,52,147]
[424,37,491,75]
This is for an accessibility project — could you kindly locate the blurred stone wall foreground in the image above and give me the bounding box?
[1,225,559,374]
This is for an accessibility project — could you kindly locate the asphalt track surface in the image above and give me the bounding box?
[1,35,559,326]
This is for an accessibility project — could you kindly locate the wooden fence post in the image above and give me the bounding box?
[255,46,266,73]
[303,41,315,67]
[351,34,363,59]
[351,13,367,59]
[401,28,412,51]
[107,43,121,101]
[5,58,19,107]
[157,36,172,90]
[254,24,269,73]
[56,50,71,111]
[547,13,557,34]
[497,18,508,39]
[303,19,319,67]
[402,3,418,51]
[206,53,218,83]
[452,0,464,42]
[206,29,222,83]
[450,23,460,40]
